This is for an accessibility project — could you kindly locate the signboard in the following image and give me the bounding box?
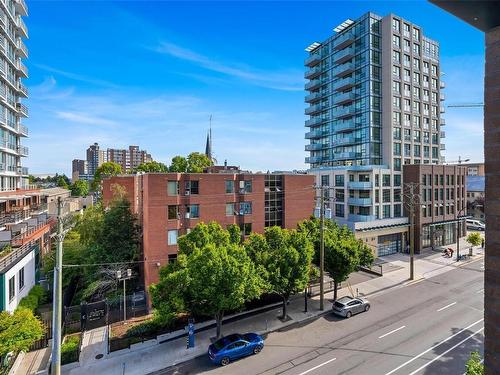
[186,318,195,348]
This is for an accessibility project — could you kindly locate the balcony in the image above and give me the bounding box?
[304,65,322,79]
[335,135,356,146]
[333,106,357,119]
[16,102,28,117]
[305,155,324,164]
[347,197,373,206]
[19,124,28,137]
[333,76,355,92]
[334,91,356,105]
[305,129,327,139]
[305,79,322,91]
[440,93,445,101]
[16,16,28,38]
[305,104,327,116]
[347,181,372,189]
[440,144,446,150]
[305,92,322,103]
[334,32,355,50]
[334,151,357,160]
[335,120,356,132]
[348,214,377,222]
[16,38,28,58]
[440,106,445,113]
[17,82,27,97]
[305,117,327,127]
[0,140,16,152]
[440,81,446,89]
[305,143,327,151]
[440,118,446,126]
[305,53,321,67]
[17,145,28,156]
[0,61,5,76]
[17,61,28,78]
[440,131,446,138]
[333,46,355,64]
[15,166,28,175]
[0,9,5,28]
[14,0,28,17]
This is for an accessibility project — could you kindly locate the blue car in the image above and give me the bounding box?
[208,332,264,366]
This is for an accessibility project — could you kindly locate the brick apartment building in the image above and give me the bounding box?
[103,171,315,287]
[403,164,467,253]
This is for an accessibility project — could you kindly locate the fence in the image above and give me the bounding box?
[29,310,52,352]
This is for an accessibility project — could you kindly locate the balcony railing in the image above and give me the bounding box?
[347,181,372,190]
[0,243,33,273]
[348,214,376,222]
[334,151,357,159]
[305,104,327,116]
[334,91,356,105]
[333,106,357,118]
[335,135,356,146]
[305,117,327,127]
[305,129,327,139]
[17,81,27,97]
[17,61,28,77]
[334,32,355,50]
[440,81,446,89]
[0,9,6,27]
[440,93,445,101]
[333,61,355,78]
[347,197,373,206]
[333,76,355,92]
[16,102,28,117]
[440,144,446,150]
[305,92,322,103]
[14,0,28,17]
[304,65,322,79]
[440,131,446,138]
[0,140,17,151]
[19,124,28,136]
[16,38,28,58]
[17,145,28,156]
[305,143,327,151]
[305,79,322,91]
[305,155,324,164]
[440,118,446,126]
[335,120,356,132]
[16,15,28,38]
[304,53,321,67]
[333,46,355,64]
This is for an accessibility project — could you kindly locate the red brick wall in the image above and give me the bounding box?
[283,175,315,229]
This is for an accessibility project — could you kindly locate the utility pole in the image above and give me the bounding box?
[404,183,421,281]
[319,185,325,311]
[51,197,63,375]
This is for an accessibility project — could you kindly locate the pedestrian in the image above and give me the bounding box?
[481,238,485,249]
[450,248,454,258]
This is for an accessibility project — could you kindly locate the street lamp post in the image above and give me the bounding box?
[117,269,132,323]
[456,207,467,262]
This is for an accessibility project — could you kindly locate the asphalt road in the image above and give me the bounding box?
[152,258,484,375]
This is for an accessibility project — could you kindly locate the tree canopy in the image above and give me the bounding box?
[93,162,123,190]
[0,308,44,357]
[169,156,188,173]
[70,180,89,197]
[134,161,168,173]
[186,152,213,172]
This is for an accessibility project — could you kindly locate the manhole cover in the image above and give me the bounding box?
[95,354,104,360]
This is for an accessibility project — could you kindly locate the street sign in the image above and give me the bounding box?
[186,318,195,348]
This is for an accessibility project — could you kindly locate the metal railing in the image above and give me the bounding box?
[0,242,33,272]
[16,102,28,117]
[11,220,53,247]
[16,15,28,37]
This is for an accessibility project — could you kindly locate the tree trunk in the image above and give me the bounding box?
[215,312,223,339]
[281,295,287,319]
[334,281,338,301]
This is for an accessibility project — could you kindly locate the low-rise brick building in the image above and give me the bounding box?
[103,171,315,287]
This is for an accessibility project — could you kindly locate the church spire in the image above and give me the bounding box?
[205,115,213,162]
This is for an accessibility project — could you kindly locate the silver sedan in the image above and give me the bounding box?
[332,296,370,318]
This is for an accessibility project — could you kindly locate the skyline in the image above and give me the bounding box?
[25,1,484,175]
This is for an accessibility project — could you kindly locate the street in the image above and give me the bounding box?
[153,257,484,375]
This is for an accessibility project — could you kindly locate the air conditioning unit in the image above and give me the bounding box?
[185,213,190,219]
[185,191,190,196]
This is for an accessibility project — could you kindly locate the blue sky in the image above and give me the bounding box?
[25,1,485,175]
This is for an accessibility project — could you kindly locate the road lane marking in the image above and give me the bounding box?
[408,327,484,375]
[437,302,457,312]
[379,326,406,339]
[297,357,337,375]
[384,318,484,375]
[476,288,484,294]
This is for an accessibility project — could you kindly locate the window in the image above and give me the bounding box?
[413,43,420,55]
[335,175,344,187]
[404,128,411,141]
[413,28,420,40]
[413,58,420,71]
[393,80,401,93]
[168,205,179,220]
[393,142,401,156]
[383,205,391,218]
[404,39,411,52]
[185,180,199,195]
[167,181,178,196]
[168,254,177,263]
[423,61,429,73]
[392,18,400,32]
[404,99,411,112]
[413,87,420,99]
[240,223,252,236]
[393,96,401,109]
[393,127,401,140]
[394,158,401,171]
[414,130,421,143]
[394,204,402,217]
[393,35,400,47]
[393,50,401,63]
[321,175,329,186]
[8,276,15,301]
[432,65,438,76]
[19,268,24,290]
[186,204,199,218]
[440,174,444,185]
[375,174,379,187]
[375,189,380,203]
[404,114,411,126]
[240,180,252,193]
[335,204,344,218]
[383,189,391,203]
[393,188,401,202]
[404,69,411,82]
[394,175,401,186]
[225,180,234,193]
[335,189,344,202]
[414,145,421,157]
[403,54,411,67]
[404,143,411,157]
[383,174,391,187]
[167,230,178,245]
[349,174,355,182]
[413,72,420,84]
[424,146,430,158]
[393,111,401,125]
[240,202,252,215]
[393,65,401,78]
[413,116,421,128]
[404,23,410,37]
[404,83,411,97]
[226,203,235,216]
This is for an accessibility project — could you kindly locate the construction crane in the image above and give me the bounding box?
[447,103,484,108]
[445,156,470,165]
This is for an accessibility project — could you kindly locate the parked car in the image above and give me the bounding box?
[332,296,370,318]
[466,219,485,231]
[208,333,264,366]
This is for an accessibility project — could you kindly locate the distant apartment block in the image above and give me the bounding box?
[86,142,107,177]
[102,171,315,288]
[107,145,152,172]
[71,159,87,181]
[451,162,484,176]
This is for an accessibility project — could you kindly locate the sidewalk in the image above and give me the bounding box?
[61,243,484,375]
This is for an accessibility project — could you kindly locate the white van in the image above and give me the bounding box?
[466,219,485,231]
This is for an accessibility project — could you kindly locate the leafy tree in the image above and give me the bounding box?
[70,180,89,197]
[0,308,44,357]
[466,232,482,248]
[177,222,240,256]
[134,161,168,173]
[465,351,484,375]
[244,226,313,319]
[169,156,188,172]
[92,162,123,190]
[75,203,104,247]
[57,175,69,189]
[187,152,213,172]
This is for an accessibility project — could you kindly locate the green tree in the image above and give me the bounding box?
[70,180,89,196]
[465,352,484,375]
[169,156,188,172]
[92,162,123,190]
[0,308,44,357]
[57,175,69,189]
[134,161,168,173]
[466,232,482,248]
[187,152,213,173]
[244,226,313,319]
[177,222,240,256]
[75,203,104,247]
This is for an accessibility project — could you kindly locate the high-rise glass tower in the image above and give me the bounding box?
[305,12,445,256]
[0,0,29,191]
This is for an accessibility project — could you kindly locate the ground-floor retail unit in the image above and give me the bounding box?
[354,218,409,257]
[417,219,468,253]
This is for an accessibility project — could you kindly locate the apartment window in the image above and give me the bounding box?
[414,145,421,157]
[19,268,24,291]
[413,87,420,99]
[394,158,401,171]
[240,223,252,236]
[423,61,429,73]
[422,205,427,217]
[394,204,402,217]
[403,54,411,67]
[393,35,401,47]
[413,130,421,143]
[393,81,401,93]
[349,174,355,182]
[434,188,439,200]
[393,51,401,63]
[404,114,411,126]
[423,76,430,89]
[8,276,15,301]
[404,39,411,52]
[432,134,439,145]
[185,180,199,195]
[423,103,430,116]
[404,143,411,157]
[404,23,410,36]
[413,72,420,84]
[240,180,252,193]
[432,78,438,90]
[168,205,179,220]
[403,99,411,112]
[392,66,401,79]
[404,83,411,97]
[431,65,438,76]
[413,58,420,71]
[424,146,430,158]
[375,174,379,187]
[393,111,401,125]
[413,116,421,128]
[335,189,345,202]
[423,118,430,130]
[335,204,344,218]
[413,28,420,40]
[394,175,401,187]
[392,18,401,32]
[186,204,200,219]
[168,254,177,263]
[226,203,235,216]
[413,43,420,55]
[393,142,401,156]
[422,174,427,185]
[167,181,179,196]
[382,189,391,203]
[393,127,401,140]
[225,180,235,193]
[392,189,401,203]
[375,189,380,203]
[240,202,252,215]
[404,69,411,82]
[431,92,438,103]
[335,175,344,187]
[383,174,391,187]
[383,205,391,218]
[440,174,444,185]
[320,175,330,187]
[393,96,401,109]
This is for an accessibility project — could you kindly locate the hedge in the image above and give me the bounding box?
[17,286,48,313]
[61,335,80,365]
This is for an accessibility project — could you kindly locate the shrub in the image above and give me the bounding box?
[125,315,173,339]
[61,335,80,365]
[18,286,48,313]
